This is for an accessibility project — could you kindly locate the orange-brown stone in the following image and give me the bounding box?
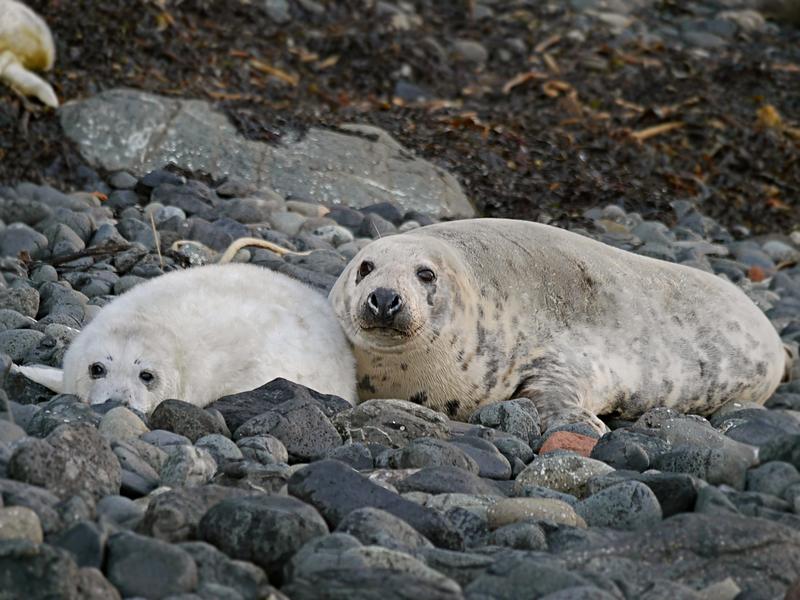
[539,431,598,457]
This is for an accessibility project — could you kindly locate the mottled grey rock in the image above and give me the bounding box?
[576,480,662,530]
[283,534,462,600]
[106,531,198,599]
[0,223,49,258]
[196,434,243,466]
[160,445,217,487]
[236,434,289,465]
[210,377,350,432]
[652,446,750,489]
[0,287,39,319]
[334,399,450,448]
[96,495,144,528]
[199,494,328,576]
[233,397,341,462]
[585,471,700,517]
[138,485,250,543]
[179,541,272,600]
[336,507,433,551]
[60,89,474,219]
[466,557,597,599]
[0,540,82,600]
[25,394,101,437]
[149,399,230,442]
[396,466,505,497]
[0,329,45,362]
[487,498,586,529]
[488,522,547,550]
[0,478,62,535]
[8,424,121,501]
[98,406,149,441]
[0,506,43,543]
[469,398,541,442]
[515,455,614,498]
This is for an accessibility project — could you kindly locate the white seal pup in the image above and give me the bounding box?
[329,218,787,433]
[0,0,59,107]
[17,263,356,414]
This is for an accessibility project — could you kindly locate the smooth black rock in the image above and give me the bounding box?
[8,424,121,502]
[149,399,230,442]
[576,481,662,531]
[328,206,365,229]
[590,428,669,471]
[727,411,800,449]
[326,443,373,470]
[210,377,350,432]
[450,436,512,480]
[0,540,83,600]
[585,471,699,517]
[199,494,328,576]
[288,459,463,549]
[138,485,252,543]
[746,461,800,498]
[358,213,396,238]
[51,520,107,569]
[360,202,404,225]
[106,531,198,599]
[233,397,342,462]
[336,507,433,551]
[395,466,507,497]
[377,438,478,474]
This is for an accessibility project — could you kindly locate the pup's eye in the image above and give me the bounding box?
[89,363,106,379]
[417,268,436,283]
[139,371,155,385]
[357,261,374,282]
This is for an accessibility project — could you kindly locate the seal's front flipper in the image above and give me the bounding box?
[517,381,608,436]
[11,364,66,393]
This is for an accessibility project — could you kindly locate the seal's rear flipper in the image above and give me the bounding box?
[11,364,66,393]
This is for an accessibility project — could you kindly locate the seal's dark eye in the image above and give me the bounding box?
[417,268,436,283]
[139,371,155,385]
[89,363,106,379]
[357,261,374,282]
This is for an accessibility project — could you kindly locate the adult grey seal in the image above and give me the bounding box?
[16,263,356,414]
[329,218,787,432]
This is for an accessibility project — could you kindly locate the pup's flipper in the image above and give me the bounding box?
[11,364,66,393]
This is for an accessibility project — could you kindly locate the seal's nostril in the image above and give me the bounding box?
[387,294,403,315]
[367,292,380,315]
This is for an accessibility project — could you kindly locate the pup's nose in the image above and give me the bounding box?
[366,288,403,323]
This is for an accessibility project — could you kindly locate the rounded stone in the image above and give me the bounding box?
[487,498,586,529]
[98,406,149,441]
[575,480,663,530]
[0,506,43,543]
[514,455,615,498]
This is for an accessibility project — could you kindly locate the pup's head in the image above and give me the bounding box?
[329,234,470,352]
[62,321,181,415]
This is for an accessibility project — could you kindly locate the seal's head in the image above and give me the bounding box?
[330,233,473,352]
[62,320,182,415]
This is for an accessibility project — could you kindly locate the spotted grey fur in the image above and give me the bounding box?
[329,218,787,433]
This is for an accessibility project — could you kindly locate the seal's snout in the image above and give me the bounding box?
[366,287,403,325]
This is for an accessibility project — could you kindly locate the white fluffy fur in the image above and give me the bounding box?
[19,263,356,414]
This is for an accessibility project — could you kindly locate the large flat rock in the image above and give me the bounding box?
[59,88,474,219]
